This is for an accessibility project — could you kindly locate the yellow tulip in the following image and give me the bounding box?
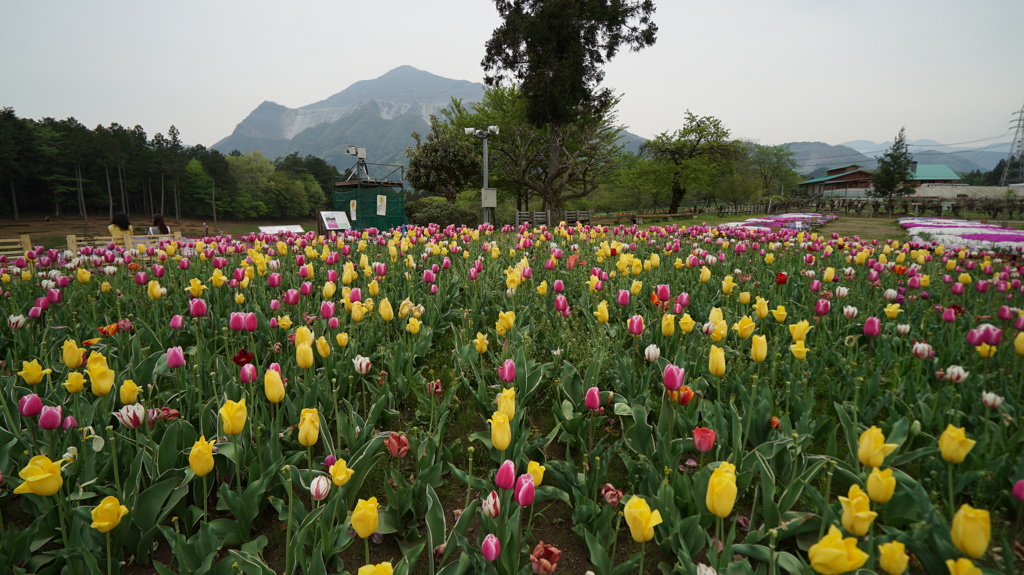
[630,280,643,295]
[771,305,788,323]
[264,369,285,403]
[277,315,293,330]
[367,279,379,297]
[63,372,86,394]
[752,297,769,319]
[76,267,92,283]
[1016,331,1024,356]
[18,359,52,385]
[839,484,876,536]
[295,326,314,348]
[705,461,737,518]
[593,300,610,324]
[219,398,247,435]
[858,426,898,468]
[101,281,112,293]
[877,541,909,575]
[788,320,812,342]
[351,304,365,323]
[186,278,207,297]
[699,266,711,283]
[336,332,350,348]
[950,503,990,559]
[823,267,835,283]
[298,408,320,447]
[63,340,86,369]
[661,314,676,337]
[938,424,975,464]
[378,298,394,322]
[945,558,982,575]
[678,314,696,333]
[710,320,728,343]
[322,281,337,299]
[234,292,245,304]
[732,316,755,340]
[86,364,115,396]
[957,272,972,285]
[296,343,314,369]
[496,388,516,421]
[790,340,809,360]
[330,458,355,486]
[357,562,393,575]
[623,495,663,542]
[496,311,515,336]
[406,317,422,334]
[147,280,162,300]
[807,525,868,575]
[751,335,767,363]
[738,291,750,305]
[866,467,896,503]
[189,436,215,477]
[13,455,64,496]
[721,275,736,295]
[120,380,141,404]
[527,461,545,487]
[709,345,726,377]
[316,336,331,358]
[488,411,511,451]
[975,343,996,358]
[473,332,488,353]
[90,495,129,533]
[884,303,902,319]
[708,307,724,324]
[764,253,775,264]
[352,497,380,538]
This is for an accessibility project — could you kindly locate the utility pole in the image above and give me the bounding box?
[999,103,1024,186]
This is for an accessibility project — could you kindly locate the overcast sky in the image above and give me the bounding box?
[2,0,1022,152]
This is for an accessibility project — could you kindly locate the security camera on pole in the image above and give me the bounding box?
[465,126,499,224]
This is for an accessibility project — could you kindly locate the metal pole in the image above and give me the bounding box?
[482,135,490,224]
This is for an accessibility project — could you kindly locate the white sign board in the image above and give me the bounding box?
[349,200,358,221]
[376,195,387,216]
[320,211,352,231]
[258,225,305,234]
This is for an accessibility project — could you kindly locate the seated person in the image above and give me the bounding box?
[108,212,133,242]
[148,214,171,235]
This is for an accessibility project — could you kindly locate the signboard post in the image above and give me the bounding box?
[376,195,387,216]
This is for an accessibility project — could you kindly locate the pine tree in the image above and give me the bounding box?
[870,127,914,199]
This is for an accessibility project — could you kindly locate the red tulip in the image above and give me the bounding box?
[693,426,716,453]
[385,432,409,458]
[776,272,788,285]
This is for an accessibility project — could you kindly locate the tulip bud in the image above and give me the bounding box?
[19,393,43,417]
[644,344,660,362]
[981,391,1003,409]
[309,475,331,501]
[585,386,601,411]
[482,490,501,518]
[481,533,501,562]
[495,460,516,490]
[38,405,63,430]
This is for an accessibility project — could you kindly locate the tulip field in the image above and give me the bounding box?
[1,215,1023,575]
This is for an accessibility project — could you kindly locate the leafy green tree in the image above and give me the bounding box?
[869,127,914,199]
[641,112,742,213]
[406,115,482,203]
[482,0,657,127]
[751,143,798,195]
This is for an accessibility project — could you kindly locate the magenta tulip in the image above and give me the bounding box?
[814,299,830,316]
[62,415,77,430]
[617,290,630,306]
[863,316,881,337]
[482,533,501,561]
[941,308,956,322]
[554,295,568,312]
[38,405,62,430]
[240,363,257,383]
[229,312,245,331]
[663,364,686,392]
[656,284,671,302]
[498,359,516,383]
[18,394,42,417]
[349,288,362,303]
[514,473,536,506]
[627,315,644,336]
[167,346,185,368]
[495,460,516,490]
[553,280,564,293]
[585,386,601,411]
[243,312,258,332]
[169,315,184,330]
[284,289,300,305]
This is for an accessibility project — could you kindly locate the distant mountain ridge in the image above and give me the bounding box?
[787,138,1008,178]
[213,66,645,175]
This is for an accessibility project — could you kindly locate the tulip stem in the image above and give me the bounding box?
[107,531,113,575]
[364,537,370,566]
[110,431,122,499]
[286,473,293,575]
[610,512,622,564]
[817,464,834,541]
[947,462,955,517]
[234,434,242,496]
[716,516,724,574]
[464,448,474,511]
[202,475,208,523]
[639,540,646,575]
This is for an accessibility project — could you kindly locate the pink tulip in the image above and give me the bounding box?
[617,290,630,306]
[320,301,335,319]
[153,264,166,278]
[267,273,281,287]
[62,415,77,430]
[809,280,821,292]
[498,359,516,383]
[167,346,185,368]
[178,258,190,270]
[28,306,42,319]
[482,533,501,562]
[585,386,601,411]
[495,460,516,490]
[240,363,257,383]
[656,284,671,302]
[300,282,313,296]
[423,269,436,283]
[284,289,300,305]
[1012,479,1024,502]
[514,473,536,506]
[554,295,568,312]
[677,292,690,307]
[863,317,881,337]
[18,394,42,417]
[553,280,564,293]
[326,269,339,282]
[941,308,956,322]
[979,324,1002,346]
[38,405,62,430]
[169,315,184,329]
[663,364,686,392]
[187,298,207,318]
[951,283,964,295]
[469,268,479,280]
[627,315,644,336]
[328,317,339,329]
[814,299,830,316]
[229,312,246,331]
[135,272,148,285]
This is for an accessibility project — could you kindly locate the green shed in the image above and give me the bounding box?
[332,179,407,231]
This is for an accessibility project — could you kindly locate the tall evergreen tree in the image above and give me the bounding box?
[870,127,914,199]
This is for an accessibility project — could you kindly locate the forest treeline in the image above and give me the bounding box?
[0,108,344,223]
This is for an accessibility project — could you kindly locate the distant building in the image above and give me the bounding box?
[800,162,961,197]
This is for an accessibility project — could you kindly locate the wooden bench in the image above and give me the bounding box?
[0,235,33,259]
[67,231,182,254]
[514,211,550,226]
[564,210,591,224]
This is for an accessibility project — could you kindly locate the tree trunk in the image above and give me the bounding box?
[160,173,165,215]
[9,178,18,221]
[76,164,89,235]
[173,174,180,223]
[105,165,114,221]
[117,161,127,215]
[211,179,218,230]
[668,181,686,214]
